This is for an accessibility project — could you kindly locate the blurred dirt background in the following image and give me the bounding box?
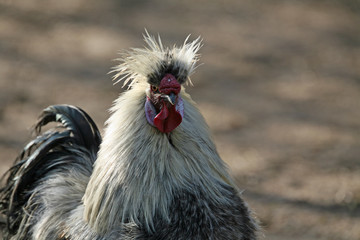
[1,0,360,239]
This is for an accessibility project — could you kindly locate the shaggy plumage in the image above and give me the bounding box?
[0,32,257,239]
[112,31,201,87]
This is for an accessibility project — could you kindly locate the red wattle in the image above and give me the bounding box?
[154,102,182,133]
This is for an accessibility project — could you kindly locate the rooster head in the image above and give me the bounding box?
[112,31,202,133]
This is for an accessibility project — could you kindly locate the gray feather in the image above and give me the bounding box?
[0,35,257,240]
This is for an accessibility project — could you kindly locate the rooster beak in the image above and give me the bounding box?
[162,92,176,105]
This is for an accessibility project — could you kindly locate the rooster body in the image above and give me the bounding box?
[0,33,257,239]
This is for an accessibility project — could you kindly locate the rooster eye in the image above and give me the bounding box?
[151,85,159,92]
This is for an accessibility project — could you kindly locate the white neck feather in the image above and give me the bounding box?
[82,83,237,234]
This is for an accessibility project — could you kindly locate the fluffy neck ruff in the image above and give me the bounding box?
[82,83,237,234]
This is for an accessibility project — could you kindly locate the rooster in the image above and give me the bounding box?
[0,33,257,240]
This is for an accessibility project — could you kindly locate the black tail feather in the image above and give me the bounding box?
[35,105,101,155]
[0,104,101,236]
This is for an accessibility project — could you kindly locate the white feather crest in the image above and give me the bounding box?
[111,31,202,88]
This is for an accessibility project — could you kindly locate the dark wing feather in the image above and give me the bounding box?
[0,104,101,237]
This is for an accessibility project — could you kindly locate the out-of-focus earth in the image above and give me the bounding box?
[1,0,360,239]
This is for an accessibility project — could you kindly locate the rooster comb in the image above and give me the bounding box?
[112,31,202,87]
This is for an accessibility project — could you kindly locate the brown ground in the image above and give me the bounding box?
[1,0,360,239]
